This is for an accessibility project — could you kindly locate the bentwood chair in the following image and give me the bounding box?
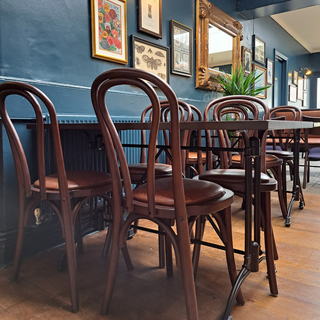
[199,95,279,297]
[0,82,114,313]
[91,68,244,319]
[266,106,304,217]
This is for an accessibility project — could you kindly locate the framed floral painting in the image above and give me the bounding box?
[91,0,127,64]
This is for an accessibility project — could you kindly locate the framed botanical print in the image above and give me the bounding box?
[252,35,265,65]
[303,92,307,107]
[170,20,192,77]
[241,46,252,76]
[292,70,298,85]
[91,0,127,64]
[253,63,267,99]
[138,0,162,38]
[266,58,274,85]
[131,35,169,83]
[303,75,307,91]
[297,76,303,100]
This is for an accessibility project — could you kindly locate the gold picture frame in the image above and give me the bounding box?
[91,0,127,64]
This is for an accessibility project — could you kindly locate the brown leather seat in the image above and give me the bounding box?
[0,82,115,313]
[200,95,279,298]
[91,68,244,320]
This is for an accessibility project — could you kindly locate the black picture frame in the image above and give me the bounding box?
[241,46,252,76]
[170,20,193,77]
[138,0,162,38]
[252,35,266,65]
[131,35,169,83]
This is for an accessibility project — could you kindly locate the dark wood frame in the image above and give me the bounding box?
[253,63,267,99]
[252,35,265,65]
[138,0,162,38]
[195,0,243,91]
[131,35,169,83]
[241,46,252,76]
[266,58,274,85]
[170,20,193,77]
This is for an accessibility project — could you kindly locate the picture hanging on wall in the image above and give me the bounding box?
[252,35,265,65]
[266,58,274,85]
[289,84,297,102]
[138,0,162,38]
[131,35,169,83]
[91,0,127,64]
[297,76,303,100]
[253,63,267,99]
[292,70,298,85]
[170,20,193,77]
[303,92,307,107]
[241,46,252,76]
[303,75,307,91]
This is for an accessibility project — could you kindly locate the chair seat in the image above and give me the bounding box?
[133,177,225,206]
[199,169,277,193]
[33,170,111,190]
[266,149,293,160]
[187,151,207,161]
[128,163,172,175]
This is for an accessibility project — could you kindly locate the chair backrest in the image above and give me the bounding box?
[204,95,269,170]
[0,82,71,214]
[91,68,186,219]
[269,105,302,151]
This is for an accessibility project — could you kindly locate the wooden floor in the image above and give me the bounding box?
[1,162,320,320]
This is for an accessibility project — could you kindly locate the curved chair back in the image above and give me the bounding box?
[0,82,70,214]
[204,95,269,170]
[269,105,302,151]
[91,68,186,219]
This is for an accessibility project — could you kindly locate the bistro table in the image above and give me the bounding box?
[27,119,314,319]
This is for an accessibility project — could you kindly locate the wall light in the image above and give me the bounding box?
[299,67,312,75]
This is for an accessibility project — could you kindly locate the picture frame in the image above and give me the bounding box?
[91,0,127,64]
[138,0,162,38]
[297,76,303,100]
[241,46,252,76]
[289,84,297,102]
[170,20,192,77]
[131,35,169,83]
[252,35,265,65]
[253,63,267,99]
[303,92,307,107]
[292,70,298,85]
[303,75,307,91]
[266,58,274,85]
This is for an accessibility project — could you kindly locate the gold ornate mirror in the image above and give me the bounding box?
[196,0,243,91]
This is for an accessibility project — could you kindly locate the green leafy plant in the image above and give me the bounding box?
[216,64,270,96]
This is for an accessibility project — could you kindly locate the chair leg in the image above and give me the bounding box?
[75,213,84,254]
[213,209,245,306]
[271,166,287,219]
[192,215,206,279]
[175,218,199,320]
[158,226,166,269]
[261,193,278,296]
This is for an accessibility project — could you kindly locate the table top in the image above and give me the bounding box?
[28,120,314,131]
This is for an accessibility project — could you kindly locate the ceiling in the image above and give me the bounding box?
[271,5,320,53]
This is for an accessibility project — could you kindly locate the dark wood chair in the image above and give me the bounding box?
[266,106,305,217]
[91,68,244,319]
[0,81,114,313]
[199,95,279,298]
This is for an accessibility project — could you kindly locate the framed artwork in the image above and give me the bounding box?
[266,58,274,85]
[297,76,303,100]
[303,75,307,91]
[91,0,127,64]
[170,20,192,77]
[303,92,307,107]
[131,35,169,83]
[241,46,252,76]
[292,70,298,85]
[289,84,297,102]
[138,0,162,38]
[252,35,265,65]
[253,63,267,99]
